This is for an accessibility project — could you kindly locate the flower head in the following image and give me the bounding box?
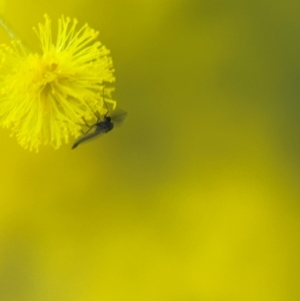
[0,15,116,151]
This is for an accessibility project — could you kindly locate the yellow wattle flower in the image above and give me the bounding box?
[0,14,116,151]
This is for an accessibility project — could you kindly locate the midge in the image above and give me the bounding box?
[72,110,127,149]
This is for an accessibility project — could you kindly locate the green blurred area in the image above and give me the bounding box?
[0,0,300,300]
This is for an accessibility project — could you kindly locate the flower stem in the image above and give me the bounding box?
[0,15,21,41]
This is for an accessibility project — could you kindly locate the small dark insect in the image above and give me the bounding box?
[72,110,127,149]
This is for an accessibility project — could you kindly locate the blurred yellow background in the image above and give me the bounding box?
[0,0,300,300]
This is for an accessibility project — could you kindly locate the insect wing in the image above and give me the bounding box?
[110,110,127,126]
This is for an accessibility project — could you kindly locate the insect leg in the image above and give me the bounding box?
[79,117,95,135]
[102,86,110,116]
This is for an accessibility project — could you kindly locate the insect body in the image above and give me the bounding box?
[72,111,126,149]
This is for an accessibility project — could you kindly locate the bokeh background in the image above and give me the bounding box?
[0,0,300,300]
